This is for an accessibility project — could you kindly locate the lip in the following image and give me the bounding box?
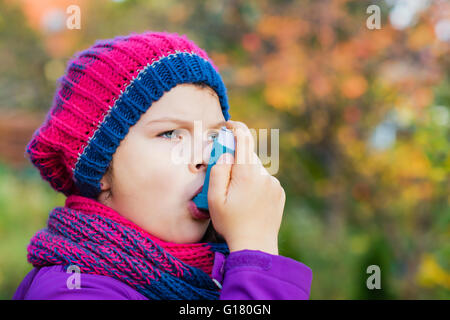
[191,185,204,200]
[188,200,210,220]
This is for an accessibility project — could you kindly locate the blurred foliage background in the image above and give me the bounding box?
[0,0,449,299]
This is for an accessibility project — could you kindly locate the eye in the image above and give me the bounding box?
[157,129,220,141]
[157,129,182,140]
[209,131,220,140]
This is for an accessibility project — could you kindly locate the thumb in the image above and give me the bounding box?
[208,153,234,205]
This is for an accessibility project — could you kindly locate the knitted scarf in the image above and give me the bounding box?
[27,195,229,300]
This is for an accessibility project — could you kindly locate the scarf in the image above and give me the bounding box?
[27,195,229,300]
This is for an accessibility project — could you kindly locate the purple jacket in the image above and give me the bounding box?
[13,249,312,300]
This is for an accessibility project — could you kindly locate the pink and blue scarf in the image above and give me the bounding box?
[27,195,229,300]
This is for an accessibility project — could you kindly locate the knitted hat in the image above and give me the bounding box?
[26,31,231,199]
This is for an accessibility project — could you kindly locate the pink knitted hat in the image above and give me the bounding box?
[26,31,230,198]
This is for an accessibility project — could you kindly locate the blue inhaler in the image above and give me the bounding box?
[192,126,235,211]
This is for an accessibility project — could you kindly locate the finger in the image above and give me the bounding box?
[225,120,255,166]
[208,153,234,205]
[252,152,270,176]
[269,174,281,186]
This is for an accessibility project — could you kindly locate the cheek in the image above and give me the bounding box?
[113,140,181,193]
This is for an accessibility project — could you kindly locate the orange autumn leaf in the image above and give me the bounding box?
[408,24,435,50]
[264,83,304,113]
[234,66,260,86]
[341,75,368,99]
[242,33,262,53]
[311,73,332,98]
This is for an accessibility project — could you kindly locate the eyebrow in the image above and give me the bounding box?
[146,117,227,128]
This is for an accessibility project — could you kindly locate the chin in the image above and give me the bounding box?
[158,212,210,244]
[184,229,209,244]
[169,226,208,244]
[171,235,204,244]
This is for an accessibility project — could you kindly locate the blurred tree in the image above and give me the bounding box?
[0,0,51,111]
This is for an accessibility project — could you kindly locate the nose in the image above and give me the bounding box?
[188,132,214,174]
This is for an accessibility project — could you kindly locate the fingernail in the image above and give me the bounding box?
[217,153,233,164]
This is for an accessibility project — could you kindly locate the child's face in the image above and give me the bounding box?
[97,83,227,244]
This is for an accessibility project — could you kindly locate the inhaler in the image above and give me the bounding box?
[192,126,235,211]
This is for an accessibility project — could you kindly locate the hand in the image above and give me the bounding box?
[207,120,285,255]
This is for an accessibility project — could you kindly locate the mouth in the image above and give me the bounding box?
[188,200,210,220]
[189,185,210,220]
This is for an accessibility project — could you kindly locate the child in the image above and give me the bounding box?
[13,31,312,300]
